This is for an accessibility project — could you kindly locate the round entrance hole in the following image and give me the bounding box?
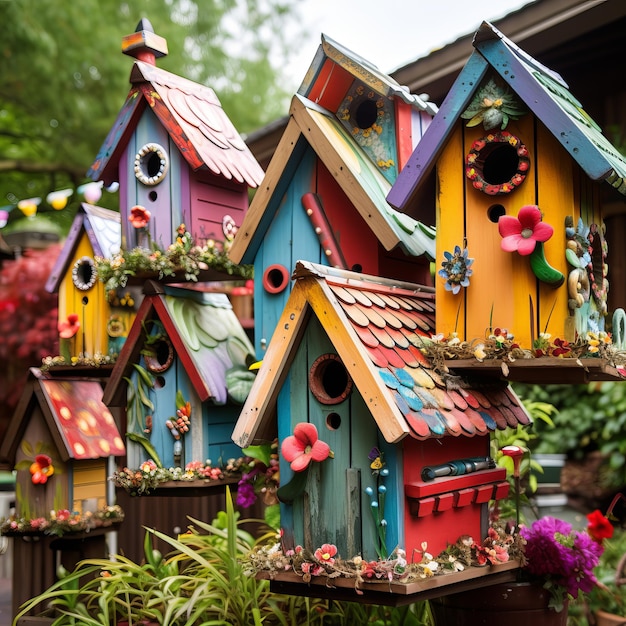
[262,264,289,294]
[309,353,353,405]
[466,131,530,195]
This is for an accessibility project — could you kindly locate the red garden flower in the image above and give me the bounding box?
[586,509,614,543]
[128,205,151,229]
[498,205,554,256]
[281,422,331,472]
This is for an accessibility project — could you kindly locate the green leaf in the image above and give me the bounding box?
[126,432,163,468]
[276,466,310,503]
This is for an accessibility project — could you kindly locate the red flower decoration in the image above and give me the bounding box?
[281,422,331,472]
[129,205,151,229]
[498,205,554,256]
[29,454,55,484]
[58,313,80,339]
[586,509,614,543]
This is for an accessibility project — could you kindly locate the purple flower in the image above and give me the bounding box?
[236,480,257,508]
[520,516,603,599]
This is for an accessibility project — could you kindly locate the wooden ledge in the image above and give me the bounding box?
[445,357,626,384]
[259,559,520,606]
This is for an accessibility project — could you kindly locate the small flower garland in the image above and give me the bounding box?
[466,131,530,195]
[1,505,124,537]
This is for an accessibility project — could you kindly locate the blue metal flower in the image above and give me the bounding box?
[438,245,474,294]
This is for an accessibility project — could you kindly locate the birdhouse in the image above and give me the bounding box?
[87,19,264,253]
[0,368,125,617]
[233,261,529,568]
[103,281,256,470]
[0,368,125,518]
[388,22,626,376]
[45,203,136,358]
[230,35,438,356]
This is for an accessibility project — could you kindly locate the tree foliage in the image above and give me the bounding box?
[0,0,300,228]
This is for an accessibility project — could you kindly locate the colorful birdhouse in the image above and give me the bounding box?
[87,19,264,254]
[0,368,125,518]
[230,35,438,356]
[233,261,529,566]
[103,281,256,470]
[45,203,136,358]
[388,22,626,375]
[0,368,125,616]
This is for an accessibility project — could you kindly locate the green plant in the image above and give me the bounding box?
[13,488,436,625]
[516,382,626,489]
[490,398,558,522]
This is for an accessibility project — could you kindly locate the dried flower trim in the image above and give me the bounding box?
[466,131,530,195]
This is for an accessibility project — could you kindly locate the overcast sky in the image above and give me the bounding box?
[283,0,534,88]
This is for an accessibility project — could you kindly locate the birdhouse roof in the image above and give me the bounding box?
[103,281,255,407]
[229,94,436,264]
[45,203,120,293]
[299,34,438,115]
[387,20,626,213]
[232,261,530,447]
[87,61,264,189]
[0,369,125,465]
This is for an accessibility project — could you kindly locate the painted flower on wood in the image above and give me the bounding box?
[438,245,473,294]
[499,205,554,255]
[281,422,331,472]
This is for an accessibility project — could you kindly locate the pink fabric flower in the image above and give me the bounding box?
[314,543,338,565]
[281,422,331,472]
[498,205,553,255]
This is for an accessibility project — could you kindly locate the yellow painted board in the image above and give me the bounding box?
[535,123,574,341]
[58,233,111,356]
[435,123,467,339]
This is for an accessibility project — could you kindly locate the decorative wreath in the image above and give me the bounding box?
[72,256,97,291]
[465,131,530,195]
[134,142,169,186]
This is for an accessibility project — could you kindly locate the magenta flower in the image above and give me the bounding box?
[498,205,554,256]
[281,422,331,472]
[521,516,603,599]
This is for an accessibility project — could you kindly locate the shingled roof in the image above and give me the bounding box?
[87,62,264,189]
[232,261,530,447]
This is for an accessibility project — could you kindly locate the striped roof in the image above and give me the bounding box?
[232,261,530,447]
[88,61,264,189]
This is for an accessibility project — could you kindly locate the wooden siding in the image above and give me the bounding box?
[71,460,107,512]
[57,233,111,356]
[435,115,585,348]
